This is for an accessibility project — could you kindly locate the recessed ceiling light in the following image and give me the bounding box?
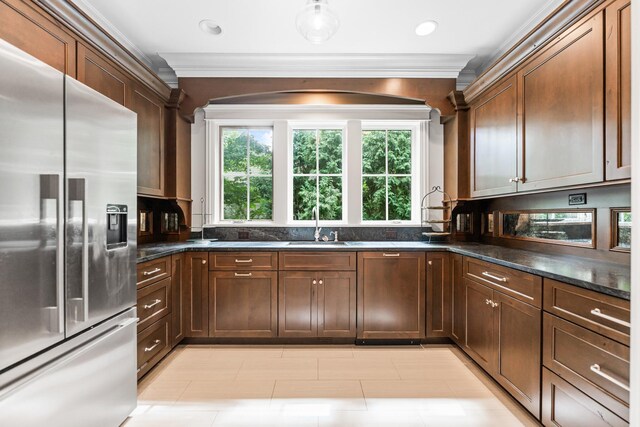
[415,20,438,36]
[199,20,222,36]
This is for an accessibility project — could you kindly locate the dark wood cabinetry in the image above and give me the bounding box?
[171,254,185,346]
[605,0,632,181]
[209,271,277,338]
[464,278,495,371]
[450,254,466,345]
[357,252,425,340]
[184,252,209,337]
[470,76,518,197]
[426,252,451,338]
[77,42,128,106]
[278,271,356,338]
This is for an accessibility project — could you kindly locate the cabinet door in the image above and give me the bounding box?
[318,272,356,338]
[518,13,604,191]
[77,43,128,106]
[464,279,494,372]
[451,254,466,345]
[605,0,631,181]
[494,292,541,418]
[278,271,317,337]
[170,254,184,346]
[470,75,519,197]
[183,252,209,337]
[129,84,165,196]
[210,271,277,338]
[426,252,451,338]
[357,252,425,339]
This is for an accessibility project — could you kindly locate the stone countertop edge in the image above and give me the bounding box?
[136,241,631,300]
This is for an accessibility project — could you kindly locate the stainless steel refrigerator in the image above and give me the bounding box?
[0,38,138,426]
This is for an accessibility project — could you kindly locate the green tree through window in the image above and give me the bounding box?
[292,129,343,221]
[222,127,273,220]
[362,129,412,221]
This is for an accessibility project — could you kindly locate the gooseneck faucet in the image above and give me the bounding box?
[312,206,322,242]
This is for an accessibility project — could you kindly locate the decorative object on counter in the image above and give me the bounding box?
[482,212,495,236]
[296,0,340,44]
[161,212,180,234]
[456,213,473,234]
[421,186,452,241]
[499,209,595,248]
[610,208,631,252]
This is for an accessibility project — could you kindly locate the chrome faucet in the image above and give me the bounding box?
[312,206,322,242]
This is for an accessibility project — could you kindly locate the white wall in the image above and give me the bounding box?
[190,108,207,230]
[629,0,639,423]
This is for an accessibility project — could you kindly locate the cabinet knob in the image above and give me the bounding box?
[428,261,432,266]
[312,280,317,285]
[202,259,207,265]
[318,280,323,285]
[509,177,521,183]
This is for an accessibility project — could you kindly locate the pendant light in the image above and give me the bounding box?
[296,0,340,44]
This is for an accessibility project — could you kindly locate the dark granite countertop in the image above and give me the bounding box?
[137,241,630,300]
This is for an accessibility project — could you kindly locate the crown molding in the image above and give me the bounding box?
[160,53,475,79]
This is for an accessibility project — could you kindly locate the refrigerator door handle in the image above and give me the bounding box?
[50,174,64,335]
[67,177,89,323]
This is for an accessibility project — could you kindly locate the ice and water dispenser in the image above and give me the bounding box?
[106,204,128,249]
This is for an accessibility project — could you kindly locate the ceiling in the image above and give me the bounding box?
[74,0,563,87]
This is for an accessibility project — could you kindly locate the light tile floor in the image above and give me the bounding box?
[123,345,540,427]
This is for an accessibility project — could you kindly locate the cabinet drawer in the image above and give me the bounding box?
[137,277,171,332]
[209,252,277,271]
[542,368,628,426]
[543,313,629,420]
[137,256,171,288]
[279,252,356,271]
[544,278,630,345]
[464,257,542,308]
[137,315,170,379]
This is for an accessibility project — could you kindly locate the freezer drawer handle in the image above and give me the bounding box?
[143,268,162,276]
[589,364,630,391]
[235,259,253,263]
[144,339,162,353]
[143,299,162,310]
[590,308,631,328]
[481,271,508,282]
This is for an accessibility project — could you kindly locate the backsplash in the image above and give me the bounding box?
[192,226,448,242]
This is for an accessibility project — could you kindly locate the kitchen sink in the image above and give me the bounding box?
[286,241,349,246]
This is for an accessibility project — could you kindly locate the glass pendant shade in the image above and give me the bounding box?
[296,0,340,44]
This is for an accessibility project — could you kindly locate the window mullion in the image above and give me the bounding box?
[385,130,389,221]
[316,129,320,219]
[246,129,250,221]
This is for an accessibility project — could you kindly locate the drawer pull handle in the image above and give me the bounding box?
[143,268,161,276]
[590,308,631,328]
[235,259,253,263]
[383,253,400,257]
[481,271,508,282]
[485,299,492,305]
[589,364,630,391]
[144,340,161,352]
[143,299,162,309]
[235,272,252,277]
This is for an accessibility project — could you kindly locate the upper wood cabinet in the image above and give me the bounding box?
[517,12,604,192]
[605,0,632,181]
[130,84,166,196]
[77,43,128,106]
[470,76,518,197]
[357,252,425,340]
[0,0,76,77]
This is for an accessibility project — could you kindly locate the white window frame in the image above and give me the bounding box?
[219,126,274,222]
[287,121,348,225]
[359,121,423,225]
[202,105,432,228]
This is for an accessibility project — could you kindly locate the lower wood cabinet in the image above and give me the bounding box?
[184,252,209,337]
[542,368,628,427]
[171,254,185,346]
[137,315,171,380]
[357,252,425,340]
[463,275,541,418]
[426,252,451,338]
[450,254,466,346]
[209,271,277,338]
[278,271,356,338]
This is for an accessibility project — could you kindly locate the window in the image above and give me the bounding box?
[362,129,413,221]
[221,127,273,221]
[500,210,595,248]
[291,128,344,221]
